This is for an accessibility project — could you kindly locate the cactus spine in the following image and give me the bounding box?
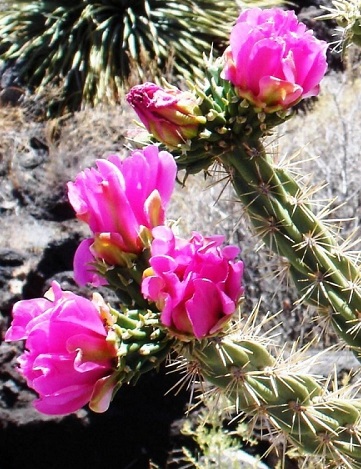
[173,59,361,358]
[180,335,361,468]
[318,1,361,50]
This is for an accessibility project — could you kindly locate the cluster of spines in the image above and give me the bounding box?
[317,0,361,51]
[179,335,361,468]
[174,58,361,359]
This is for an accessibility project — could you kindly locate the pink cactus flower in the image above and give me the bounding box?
[126,83,206,147]
[5,282,118,415]
[222,8,328,112]
[142,227,244,340]
[67,145,177,285]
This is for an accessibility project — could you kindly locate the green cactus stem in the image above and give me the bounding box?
[171,58,361,359]
[218,143,361,353]
[109,307,174,395]
[95,247,154,310]
[180,335,361,467]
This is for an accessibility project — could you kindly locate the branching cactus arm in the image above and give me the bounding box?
[218,139,361,353]
[127,9,361,357]
[180,336,361,468]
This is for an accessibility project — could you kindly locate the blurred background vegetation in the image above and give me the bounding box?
[0,0,283,113]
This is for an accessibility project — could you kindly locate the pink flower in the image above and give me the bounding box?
[5,282,118,415]
[222,8,328,112]
[141,227,244,339]
[126,83,206,147]
[67,145,177,285]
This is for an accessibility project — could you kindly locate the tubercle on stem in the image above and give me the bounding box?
[170,106,361,357]
[216,143,361,353]
[180,336,361,466]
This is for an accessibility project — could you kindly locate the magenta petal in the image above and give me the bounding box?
[222,245,240,260]
[293,45,328,95]
[31,353,109,406]
[18,349,43,384]
[94,159,139,245]
[67,333,115,370]
[5,298,50,341]
[225,262,244,301]
[258,76,302,108]
[32,355,81,393]
[246,40,285,96]
[144,189,164,227]
[67,168,105,230]
[159,297,173,328]
[89,373,118,413]
[34,384,94,415]
[141,276,165,301]
[119,151,154,225]
[54,301,107,338]
[67,179,91,220]
[73,238,106,287]
[219,290,236,315]
[186,279,222,339]
[150,226,176,254]
[150,255,178,274]
[148,145,177,201]
[122,145,176,213]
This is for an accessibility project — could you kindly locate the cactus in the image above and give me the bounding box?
[318,0,361,51]
[97,69,361,463]
[178,331,361,468]
[162,58,361,360]
[124,8,361,463]
[110,306,173,389]
[5,5,361,467]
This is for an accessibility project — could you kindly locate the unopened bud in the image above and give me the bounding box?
[127,82,206,148]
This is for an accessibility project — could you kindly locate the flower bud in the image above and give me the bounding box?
[127,82,206,147]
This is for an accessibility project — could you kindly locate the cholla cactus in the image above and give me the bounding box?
[128,8,361,359]
[5,5,361,468]
[318,0,361,51]
[125,9,361,463]
[178,328,361,468]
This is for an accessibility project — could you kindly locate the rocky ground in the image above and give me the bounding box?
[0,2,360,468]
